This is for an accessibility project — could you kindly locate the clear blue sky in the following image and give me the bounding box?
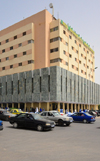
[0,0,100,84]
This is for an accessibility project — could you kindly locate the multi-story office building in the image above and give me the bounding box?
[0,9,99,112]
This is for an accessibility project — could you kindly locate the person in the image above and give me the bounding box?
[74,109,77,113]
[79,109,82,112]
[35,107,38,113]
[43,108,45,111]
[65,109,68,114]
[40,108,42,112]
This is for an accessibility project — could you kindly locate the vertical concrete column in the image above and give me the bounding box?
[18,103,20,109]
[63,103,65,114]
[67,103,69,112]
[47,102,49,111]
[84,104,85,110]
[12,103,14,108]
[31,103,34,108]
[78,104,80,112]
[81,104,83,111]
[1,104,3,108]
[58,103,60,112]
[71,104,73,113]
[24,103,26,112]
[39,103,41,110]
[6,103,8,107]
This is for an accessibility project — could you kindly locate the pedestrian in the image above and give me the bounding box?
[40,107,42,112]
[35,107,38,113]
[43,108,45,111]
[79,109,82,112]
[65,109,68,114]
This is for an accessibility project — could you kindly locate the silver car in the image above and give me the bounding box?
[0,109,16,121]
[40,111,73,126]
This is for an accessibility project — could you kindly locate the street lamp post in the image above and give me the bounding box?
[88,67,98,110]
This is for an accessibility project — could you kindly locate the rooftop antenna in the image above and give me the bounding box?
[49,3,54,20]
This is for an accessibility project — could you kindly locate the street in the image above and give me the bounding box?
[0,118,100,161]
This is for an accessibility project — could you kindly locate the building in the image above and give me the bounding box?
[0,9,99,112]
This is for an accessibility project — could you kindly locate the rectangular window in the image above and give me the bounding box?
[76,50,78,54]
[28,39,34,44]
[76,68,78,71]
[0,42,1,45]
[66,62,68,66]
[23,32,26,36]
[66,42,68,46]
[10,65,13,68]
[6,57,9,60]
[2,49,5,53]
[19,63,22,66]
[63,30,66,34]
[75,40,77,44]
[23,51,26,55]
[75,58,77,61]
[10,46,13,50]
[69,35,72,39]
[79,60,81,64]
[28,60,34,64]
[63,50,66,55]
[0,59,1,62]
[72,65,74,68]
[6,39,9,43]
[79,44,81,47]
[14,35,17,39]
[69,54,72,58]
[83,48,85,51]
[71,46,74,50]
[18,43,22,47]
[2,67,5,70]
[14,54,17,58]
[50,26,58,32]
[87,51,89,53]
[50,48,58,53]
[50,58,61,63]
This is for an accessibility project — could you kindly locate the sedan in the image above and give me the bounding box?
[0,109,16,121]
[9,113,55,131]
[70,112,95,123]
[0,120,3,130]
[40,111,73,126]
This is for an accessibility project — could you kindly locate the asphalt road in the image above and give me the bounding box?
[0,118,100,161]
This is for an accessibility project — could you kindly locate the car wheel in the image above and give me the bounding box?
[58,119,63,126]
[13,122,18,128]
[37,125,43,131]
[83,119,87,123]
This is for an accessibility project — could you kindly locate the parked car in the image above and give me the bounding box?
[9,113,55,131]
[88,110,97,117]
[96,110,100,116]
[70,112,96,123]
[40,111,73,126]
[10,109,24,115]
[0,120,3,130]
[0,109,16,121]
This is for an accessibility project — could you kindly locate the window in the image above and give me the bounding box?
[6,57,9,60]
[10,46,13,50]
[14,54,17,58]
[85,72,86,75]
[71,46,74,50]
[0,59,1,62]
[19,63,22,66]
[85,56,86,60]
[87,51,89,53]
[14,35,17,39]
[76,68,78,71]
[83,48,85,51]
[72,65,74,68]
[2,49,5,53]
[28,60,34,64]
[50,37,59,43]
[28,39,34,44]
[75,58,77,61]
[79,60,81,64]
[76,50,78,54]
[6,39,9,43]
[18,43,22,47]
[50,58,62,63]
[50,48,58,53]
[63,30,66,34]
[50,26,58,32]
[2,67,5,70]
[75,40,77,44]
[66,62,68,66]
[66,42,68,46]
[69,54,72,58]
[10,65,13,68]
[23,32,26,36]
[81,54,83,57]
[63,50,66,55]
[79,44,81,47]
[87,66,89,69]
[0,42,1,45]
[23,51,26,55]
[41,112,47,116]
[69,35,72,39]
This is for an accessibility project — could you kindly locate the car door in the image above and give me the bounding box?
[47,112,55,121]
[16,113,26,127]
[40,112,47,119]
[78,113,85,122]
[25,114,34,128]
[72,113,79,121]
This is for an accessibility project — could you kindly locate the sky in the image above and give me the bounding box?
[0,0,100,84]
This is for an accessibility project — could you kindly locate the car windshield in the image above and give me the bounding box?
[85,112,92,116]
[52,112,60,116]
[32,114,42,120]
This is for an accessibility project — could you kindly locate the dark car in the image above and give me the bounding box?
[96,110,100,116]
[0,109,16,121]
[70,112,95,123]
[88,110,97,117]
[9,113,55,131]
[0,120,3,130]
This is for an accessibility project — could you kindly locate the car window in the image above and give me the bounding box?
[48,112,53,116]
[17,114,26,118]
[41,112,47,116]
[80,113,85,117]
[14,110,17,112]
[73,113,78,116]
[26,114,33,120]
